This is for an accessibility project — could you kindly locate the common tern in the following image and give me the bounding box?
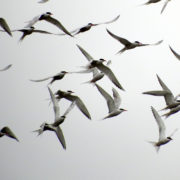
[30,71,68,85]
[25,12,73,37]
[58,14,120,36]
[34,87,75,149]
[55,90,91,120]
[0,126,19,142]
[0,18,12,36]
[106,29,163,54]
[95,83,127,120]
[149,106,176,152]
[12,26,54,41]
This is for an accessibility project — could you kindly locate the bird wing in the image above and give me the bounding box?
[0,18,12,36]
[95,83,115,113]
[62,101,75,117]
[48,87,60,121]
[142,90,171,96]
[112,88,121,109]
[161,0,170,14]
[33,29,54,34]
[44,16,73,37]
[38,0,49,3]
[106,29,131,46]
[1,126,19,141]
[95,63,125,91]
[169,46,180,61]
[95,14,120,25]
[55,126,66,149]
[24,15,40,28]
[0,64,12,71]
[151,106,166,141]
[30,76,52,82]
[156,74,175,105]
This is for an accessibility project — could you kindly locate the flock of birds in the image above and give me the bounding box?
[0,0,180,153]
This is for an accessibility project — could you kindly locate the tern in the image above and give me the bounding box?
[58,14,120,36]
[12,26,54,41]
[0,18,12,36]
[149,106,177,152]
[95,83,126,120]
[55,89,91,120]
[0,126,19,142]
[25,12,73,37]
[34,87,75,149]
[106,29,163,54]
[169,45,180,61]
[0,64,12,71]
[30,71,68,85]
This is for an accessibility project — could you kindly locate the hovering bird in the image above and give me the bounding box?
[75,44,112,84]
[0,18,12,36]
[55,89,91,120]
[89,59,125,91]
[0,64,12,71]
[95,83,126,120]
[30,71,68,85]
[34,87,75,150]
[58,14,120,36]
[169,45,180,61]
[25,12,73,37]
[106,29,163,54]
[149,106,177,152]
[12,26,54,41]
[0,126,19,142]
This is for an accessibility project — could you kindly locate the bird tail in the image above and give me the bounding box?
[32,129,43,136]
[148,141,160,152]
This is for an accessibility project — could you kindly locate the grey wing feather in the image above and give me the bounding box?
[24,15,40,28]
[1,126,19,141]
[62,102,75,117]
[30,76,52,82]
[0,18,12,36]
[44,16,73,37]
[48,87,60,121]
[161,0,170,14]
[95,14,120,25]
[33,29,53,34]
[95,83,115,113]
[151,106,166,141]
[112,88,121,109]
[0,64,12,71]
[169,46,180,61]
[96,63,125,91]
[106,29,131,46]
[55,127,66,149]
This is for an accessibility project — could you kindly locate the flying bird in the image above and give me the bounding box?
[95,83,126,120]
[0,64,12,71]
[169,45,180,61]
[25,12,73,37]
[30,71,68,85]
[148,106,176,152]
[0,18,12,36]
[55,89,91,120]
[106,29,163,54]
[58,14,120,36]
[0,126,19,142]
[12,26,54,41]
[34,87,75,150]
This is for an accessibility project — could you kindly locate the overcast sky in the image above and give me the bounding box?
[1,0,180,180]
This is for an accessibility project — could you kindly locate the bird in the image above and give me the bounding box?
[58,14,120,36]
[106,29,163,54]
[162,105,180,118]
[12,26,54,41]
[169,45,180,61]
[0,18,12,36]
[33,87,75,150]
[142,74,177,107]
[55,89,91,120]
[0,126,19,142]
[30,71,68,85]
[95,83,126,120]
[0,64,12,71]
[89,59,125,91]
[75,44,112,84]
[24,12,73,37]
[148,106,176,152]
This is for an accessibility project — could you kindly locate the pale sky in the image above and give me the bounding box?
[1,0,180,180]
